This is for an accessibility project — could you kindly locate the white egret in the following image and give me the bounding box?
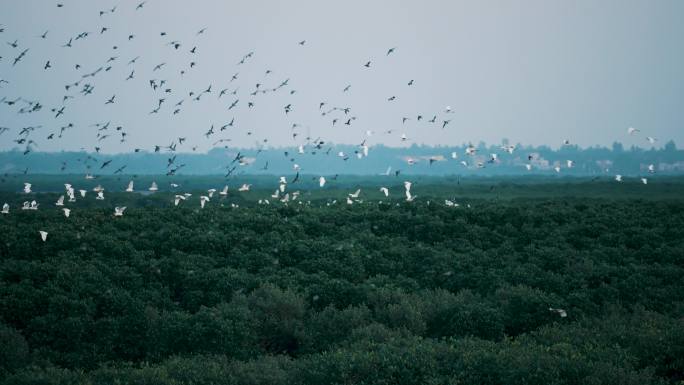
[200,196,210,208]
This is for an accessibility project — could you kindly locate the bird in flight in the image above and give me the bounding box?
[13,48,29,66]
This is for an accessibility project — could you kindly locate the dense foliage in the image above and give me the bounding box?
[1,185,683,384]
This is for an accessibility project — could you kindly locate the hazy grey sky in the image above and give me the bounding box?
[0,0,682,153]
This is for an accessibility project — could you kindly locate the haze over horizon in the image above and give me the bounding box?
[1,0,683,155]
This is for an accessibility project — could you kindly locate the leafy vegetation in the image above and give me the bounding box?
[0,178,683,384]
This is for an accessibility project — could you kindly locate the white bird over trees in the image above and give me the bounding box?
[207,188,216,198]
[1,203,9,214]
[319,176,326,187]
[380,187,389,197]
[641,178,648,185]
[404,181,415,202]
[96,191,105,200]
[549,308,567,318]
[55,195,64,206]
[39,231,48,242]
[174,195,186,206]
[220,186,228,196]
[238,184,251,192]
[126,181,134,192]
[149,182,158,192]
[628,127,640,135]
[349,189,361,198]
[200,195,210,208]
[114,207,127,216]
[63,208,71,218]
[615,175,623,182]
[24,183,32,193]
[79,190,87,198]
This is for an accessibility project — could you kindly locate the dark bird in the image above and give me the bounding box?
[105,95,115,104]
[44,60,51,70]
[205,125,215,138]
[387,47,397,55]
[364,61,371,68]
[136,1,146,10]
[54,106,65,118]
[12,48,28,66]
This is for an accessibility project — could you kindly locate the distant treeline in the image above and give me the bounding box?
[1,141,682,176]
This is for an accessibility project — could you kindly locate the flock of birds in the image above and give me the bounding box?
[0,1,665,256]
[4,175,469,244]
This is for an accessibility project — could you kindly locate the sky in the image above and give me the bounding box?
[0,0,683,154]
